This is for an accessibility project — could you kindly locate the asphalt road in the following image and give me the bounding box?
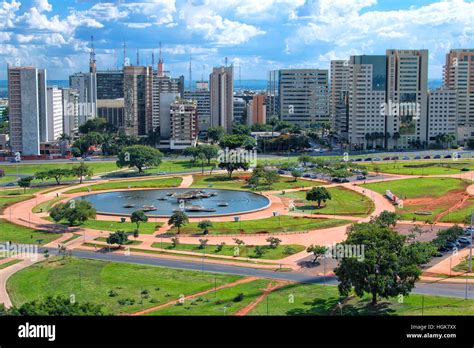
[36,246,474,300]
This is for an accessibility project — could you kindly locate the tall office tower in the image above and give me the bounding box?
[46,86,64,142]
[444,49,474,142]
[152,70,183,131]
[210,66,233,132]
[123,65,153,136]
[158,92,180,143]
[428,88,457,143]
[7,66,47,156]
[233,97,246,124]
[330,60,349,136]
[97,99,125,130]
[184,82,211,131]
[266,70,279,121]
[61,88,79,137]
[169,99,198,149]
[96,70,124,100]
[347,55,387,150]
[278,69,329,127]
[385,49,428,149]
[69,72,97,126]
[247,94,267,126]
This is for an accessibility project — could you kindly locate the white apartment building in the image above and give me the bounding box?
[169,99,198,149]
[210,66,233,132]
[69,71,97,126]
[184,82,210,131]
[61,88,79,137]
[330,60,349,136]
[46,86,64,142]
[347,55,387,150]
[428,88,457,143]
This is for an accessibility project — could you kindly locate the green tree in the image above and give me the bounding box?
[219,134,248,149]
[18,176,34,193]
[290,169,302,182]
[130,210,148,232]
[298,155,312,167]
[0,296,103,316]
[198,238,209,249]
[197,144,219,165]
[168,211,189,234]
[372,210,399,228]
[73,163,93,184]
[50,200,96,226]
[106,231,129,248]
[266,237,282,249]
[253,245,266,258]
[306,187,331,209]
[79,117,116,134]
[35,168,74,185]
[198,220,213,235]
[183,146,201,163]
[207,126,225,144]
[306,244,328,264]
[116,145,163,173]
[218,160,250,178]
[467,138,474,150]
[334,222,426,305]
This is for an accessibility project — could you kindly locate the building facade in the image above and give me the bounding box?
[428,88,457,143]
[97,99,125,129]
[210,66,233,132]
[61,88,79,137]
[8,66,47,156]
[69,71,97,126]
[97,70,124,100]
[248,94,266,125]
[169,99,198,149]
[278,69,329,127]
[184,82,211,131]
[330,60,349,136]
[46,86,64,142]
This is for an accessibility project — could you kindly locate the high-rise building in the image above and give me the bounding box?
[46,86,64,142]
[233,97,246,124]
[123,65,153,136]
[158,92,180,141]
[248,94,266,125]
[61,88,79,137]
[169,99,198,149]
[347,55,387,150]
[184,82,211,131]
[7,66,47,156]
[386,49,428,149]
[97,99,124,130]
[266,70,279,121]
[444,49,474,143]
[210,66,233,132]
[428,88,457,143]
[97,70,124,100]
[278,69,329,127]
[69,72,97,126]
[152,71,183,131]
[330,60,349,135]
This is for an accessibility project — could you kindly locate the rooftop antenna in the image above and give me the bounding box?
[201,64,205,82]
[239,64,241,89]
[158,41,164,77]
[152,50,155,67]
[189,54,192,91]
[136,49,139,66]
[114,48,117,70]
[89,35,96,73]
[123,41,127,67]
[225,57,228,67]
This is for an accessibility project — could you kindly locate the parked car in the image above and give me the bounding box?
[444,155,452,159]
[332,178,349,183]
[438,246,449,252]
[445,241,459,249]
[303,173,311,178]
[391,156,399,160]
[424,155,431,159]
[458,237,471,245]
[383,157,390,161]
[373,157,382,161]
[414,156,421,160]
[355,158,363,162]
[5,182,15,187]
[461,168,470,172]
[364,158,372,161]
[434,155,441,159]
[157,171,167,175]
[356,175,366,180]
[402,156,410,160]
[277,170,286,175]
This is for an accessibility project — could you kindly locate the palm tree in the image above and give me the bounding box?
[384,132,391,149]
[365,133,372,150]
[392,132,400,149]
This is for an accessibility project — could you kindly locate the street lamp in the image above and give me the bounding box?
[470,210,473,273]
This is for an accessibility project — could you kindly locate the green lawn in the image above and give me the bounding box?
[7,257,242,315]
[248,283,474,316]
[191,174,318,191]
[0,176,18,184]
[362,160,474,175]
[0,161,119,176]
[48,217,162,235]
[0,259,22,269]
[0,187,45,196]
[0,195,34,213]
[0,219,62,245]
[145,279,272,316]
[65,177,182,193]
[168,215,349,235]
[278,186,374,217]
[32,196,63,213]
[362,178,469,221]
[440,198,474,224]
[453,258,472,272]
[150,241,305,260]
[61,233,82,244]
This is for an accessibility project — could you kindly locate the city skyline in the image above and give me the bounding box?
[0,0,473,80]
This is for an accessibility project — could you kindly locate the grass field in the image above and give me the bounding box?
[65,177,183,193]
[440,198,474,224]
[145,279,272,316]
[0,195,34,213]
[0,259,22,269]
[361,177,469,221]
[167,215,349,235]
[0,161,119,176]
[191,173,318,191]
[7,257,242,315]
[0,219,61,245]
[362,160,474,175]
[47,218,162,235]
[248,283,474,316]
[0,187,45,196]
[32,196,63,213]
[150,241,305,260]
[278,186,374,217]
[0,176,18,184]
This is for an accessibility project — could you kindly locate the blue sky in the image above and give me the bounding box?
[0,0,472,80]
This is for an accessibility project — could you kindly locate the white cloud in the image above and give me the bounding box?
[0,31,12,42]
[125,22,152,29]
[35,0,52,13]
[0,0,21,30]
[16,34,34,43]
